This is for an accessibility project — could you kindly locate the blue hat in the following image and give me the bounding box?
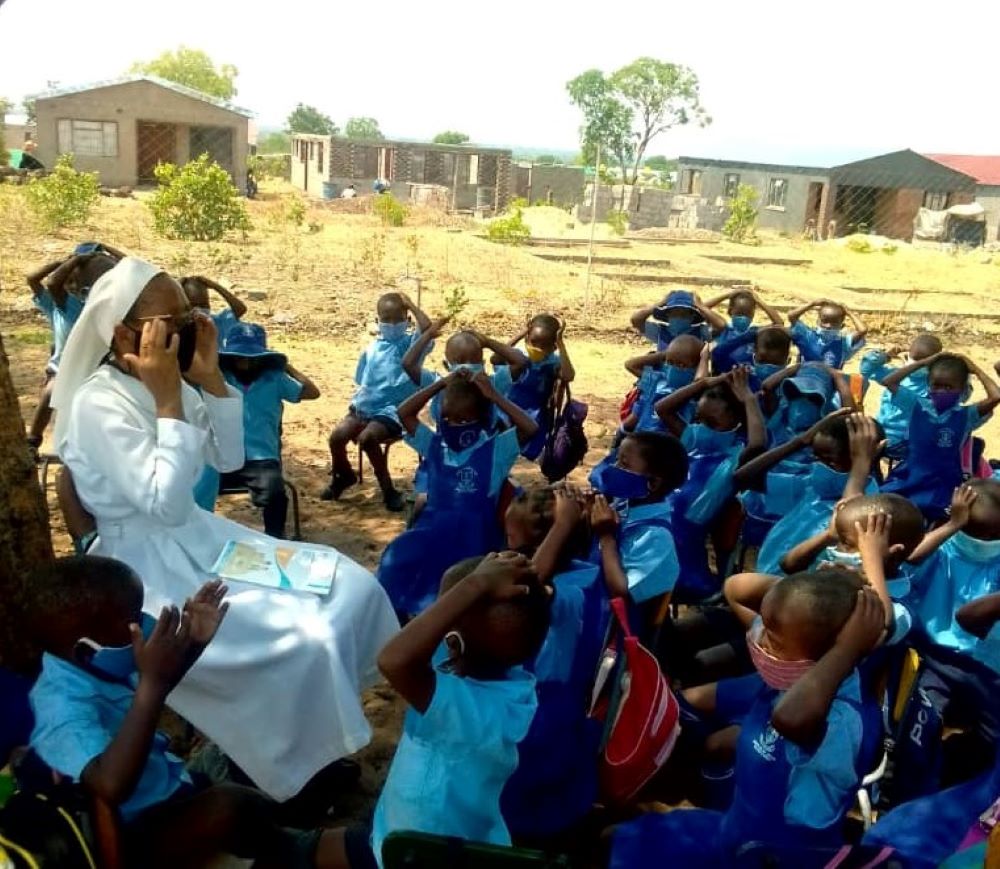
[653,290,702,323]
[219,323,287,368]
[782,364,832,401]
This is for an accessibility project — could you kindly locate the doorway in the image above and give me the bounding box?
[137,122,177,184]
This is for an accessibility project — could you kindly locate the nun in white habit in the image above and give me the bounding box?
[51,258,399,801]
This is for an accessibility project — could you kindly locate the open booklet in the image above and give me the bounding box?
[211,539,338,596]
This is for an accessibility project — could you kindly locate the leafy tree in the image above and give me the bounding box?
[286,104,338,136]
[535,155,557,165]
[722,184,759,243]
[258,131,291,153]
[24,155,100,230]
[22,98,35,125]
[644,155,676,172]
[344,117,383,140]
[433,131,469,145]
[567,58,709,185]
[130,47,238,100]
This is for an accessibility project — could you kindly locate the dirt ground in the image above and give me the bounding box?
[3,181,1000,822]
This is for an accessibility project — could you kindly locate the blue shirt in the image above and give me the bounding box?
[860,351,931,451]
[644,320,711,350]
[353,331,431,422]
[891,386,985,445]
[712,325,758,372]
[617,501,680,603]
[223,368,303,461]
[407,422,520,498]
[421,366,515,425]
[212,309,240,348]
[29,654,190,822]
[790,321,862,369]
[372,668,537,868]
[34,291,85,370]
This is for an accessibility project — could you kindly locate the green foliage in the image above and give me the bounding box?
[433,131,470,145]
[258,131,290,153]
[487,206,531,246]
[881,243,899,255]
[722,184,759,244]
[148,154,251,241]
[535,154,557,165]
[24,155,100,230]
[345,117,383,140]
[287,104,338,135]
[508,197,529,210]
[567,69,635,177]
[359,231,386,281]
[644,155,676,172]
[846,236,874,254]
[606,209,628,236]
[130,46,238,100]
[249,153,290,180]
[22,98,35,125]
[373,194,408,227]
[443,285,469,320]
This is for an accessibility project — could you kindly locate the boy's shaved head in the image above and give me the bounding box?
[836,493,925,556]
[377,292,405,323]
[665,334,704,368]
[767,569,865,660]
[910,333,942,361]
[445,330,484,364]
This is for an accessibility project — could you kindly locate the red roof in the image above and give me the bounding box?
[924,154,1000,186]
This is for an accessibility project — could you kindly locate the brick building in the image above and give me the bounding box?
[925,154,1000,242]
[509,163,585,207]
[290,135,512,212]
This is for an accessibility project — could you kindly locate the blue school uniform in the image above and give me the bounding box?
[882,390,985,518]
[506,355,562,460]
[378,424,519,616]
[372,667,537,869]
[29,654,190,822]
[225,368,303,461]
[790,322,861,369]
[502,561,605,838]
[613,501,681,604]
[610,671,877,868]
[712,324,757,373]
[644,320,711,351]
[353,329,431,426]
[860,351,932,459]
[630,366,695,433]
[34,291,85,373]
[211,309,239,349]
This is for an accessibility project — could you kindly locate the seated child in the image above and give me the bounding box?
[588,431,690,631]
[180,274,247,348]
[500,314,575,460]
[610,571,885,869]
[25,244,121,454]
[336,552,550,869]
[748,412,880,576]
[787,298,867,369]
[26,555,343,869]
[750,326,794,389]
[630,289,725,350]
[860,332,943,459]
[323,291,433,511]
[621,334,705,435]
[882,353,1000,522]
[377,371,538,618]
[655,368,767,600]
[194,323,319,538]
[706,288,784,373]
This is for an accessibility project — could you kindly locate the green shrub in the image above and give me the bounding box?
[846,236,873,254]
[249,153,291,181]
[373,193,408,227]
[24,154,100,230]
[722,184,759,243]
[443,285,469,320]
[607,209,628,236]
[881,243,899,255]
[149,153,251,241]
[487,206,531,245]
[508,196,529,210]
[0,127,8,170]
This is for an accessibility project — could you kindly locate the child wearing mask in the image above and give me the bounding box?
[323,292,433,511]
[882,353,1000,522]
[621,334,706,435]
[787,298,868,369]
[706,288,785,373]
[631,290,725,350]
[610,571,885,869]
[180,276,247,349]
[748,326,794,391]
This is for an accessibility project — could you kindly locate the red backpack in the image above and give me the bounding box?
[589,598,680,804]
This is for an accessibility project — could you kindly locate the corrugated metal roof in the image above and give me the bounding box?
[32,75,253,118]
[830,149,976,191]
[677,155,828,176]
[924,154,1000,187]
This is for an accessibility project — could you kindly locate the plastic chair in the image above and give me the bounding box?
[381,831,571,869]
[217,475,302,541]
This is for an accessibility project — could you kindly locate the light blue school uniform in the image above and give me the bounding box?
[29,654,190,822]
[617,501,680,603]
[629,366,697,434]
[860,351,932,457]
[34,291,85,373]
[409,423,520,498]
[352,330,432,425]
[212,309,239,349]
[420,365,515,426]
[905,534,1000,653]
[224,368,303,462]
[644,320,711,351]
[711,323,757,373]
[372,667,538,868]
[790,321,862,369]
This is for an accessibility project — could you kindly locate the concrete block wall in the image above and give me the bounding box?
[627,187,673,230]
[979,187,1000,241]
[527,165,585,207]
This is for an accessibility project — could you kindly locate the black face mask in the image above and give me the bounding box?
[130,319,198,373]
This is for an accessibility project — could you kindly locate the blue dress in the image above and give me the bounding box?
[378,433,504,616]
[507,356,561,460]
[711,325,757,373]
[790,323,860,370]
[502,561,605,838]
[630,367,696,433]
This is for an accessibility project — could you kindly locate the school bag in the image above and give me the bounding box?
[0,790,99,869]
[619,384,641,421]
[589,597,680,804]
[539,385,589,483]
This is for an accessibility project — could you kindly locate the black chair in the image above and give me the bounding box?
[218,474,302,541]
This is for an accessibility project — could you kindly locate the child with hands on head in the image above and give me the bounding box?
[620,334,706,435]
[630,290,726,350]
[787,298,868,369]
[706,288,785,373]
[180,275,247,349]
[377,369,538,619]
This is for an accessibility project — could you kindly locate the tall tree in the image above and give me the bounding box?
[286,104,338,135]
[567,59,709,185]
[258,131,291,153]
[344,117,383,140]
[0,334,53,671]
[432,131,469,145]
[130,47,238,100]
[22,98,35,125]
[644,155,676,173]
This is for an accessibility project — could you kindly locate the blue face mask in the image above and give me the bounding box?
[446,362,484,374]
[753,361,783,383]
[809,462,849,500]
[440,419,486,452]
[787,398,822,432]
[731,315,752,333]
[818,546,863,572]
[951,531,1000,564]
[77,613,157,682]
[378,321,409,341]
[667,317,694,337]
[682,423,740,455]
[817,327,843,343]
[663,364,696,389]
[589,464,651,500]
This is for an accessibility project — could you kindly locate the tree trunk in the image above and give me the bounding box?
[0,332,52,670]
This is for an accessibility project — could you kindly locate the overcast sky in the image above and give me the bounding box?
[2,0,997,166]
